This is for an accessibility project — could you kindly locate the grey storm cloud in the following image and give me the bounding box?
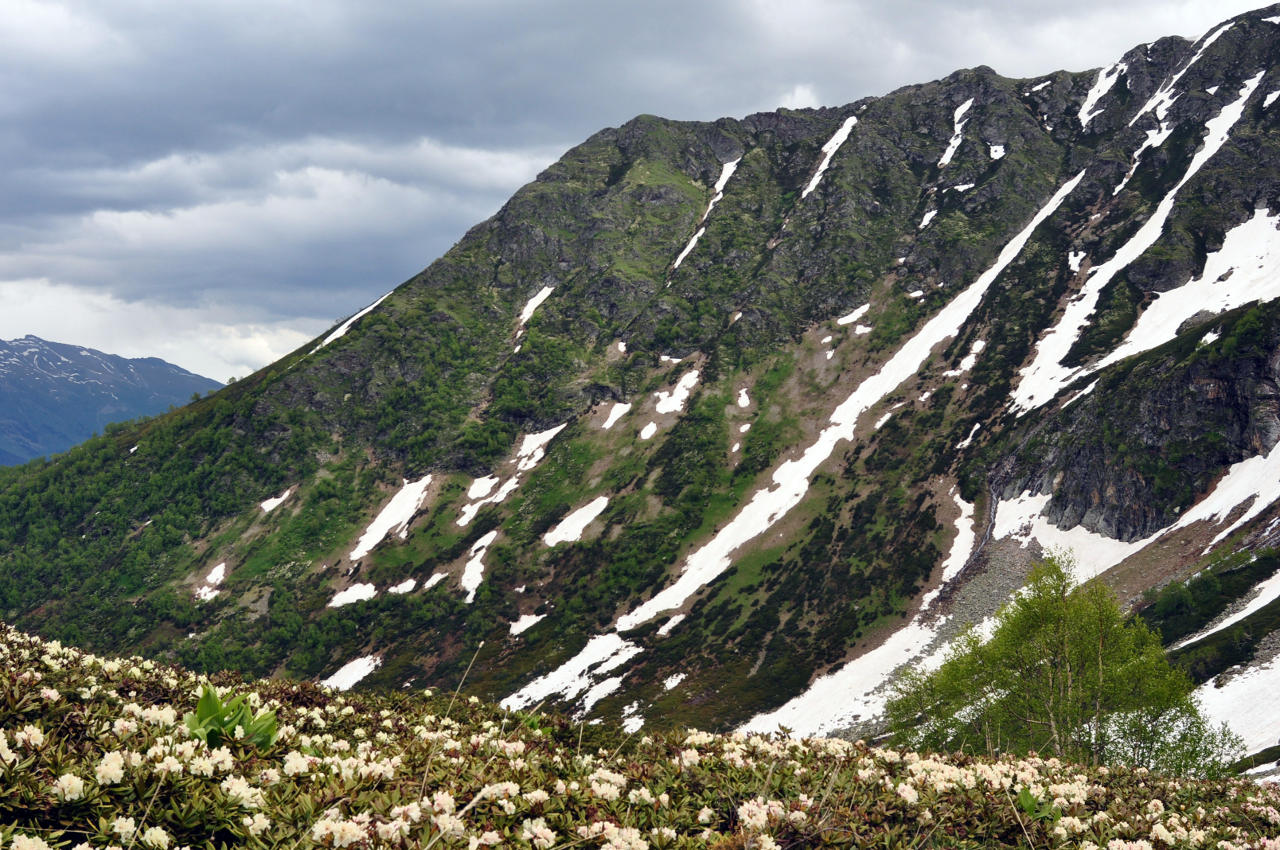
[0,0,1269,380]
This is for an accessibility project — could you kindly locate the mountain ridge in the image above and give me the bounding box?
[2,3,1280,761]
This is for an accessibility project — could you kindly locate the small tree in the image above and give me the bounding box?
[886,551,1241,777]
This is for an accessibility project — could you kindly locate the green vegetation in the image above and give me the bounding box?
[887,554,1242,777]
[4,624,1280,850]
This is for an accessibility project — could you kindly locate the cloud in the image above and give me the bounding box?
[777,84,821,110]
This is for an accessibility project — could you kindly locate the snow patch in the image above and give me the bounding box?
[921,492,975,609]
[947,183,975,192]
[517,424,567,472]
[1266,90,1280,109]
[329,583,377,608]
[602,402,632,430]
[737,388,750,408]
[907,289,925,299]
[1201,330,1221,346]
[1029,80,1051,93]
[663,673,687,690]
[260,487,293,513]
[616,341,626,353]
[468,476,499,500]
[639,422,658,440]
[855,324,872,335]
[919,209,938,229]
[739,423,751,434]
[1129,24,1233,129]
[350,475,433,561]
[989,145,1005,160]
[943,339,985,377]
[517,286,555,330]
[955,422,981,450]
[321,655,381,691]
[672,228,706,271]
[510,613,547,636]
[461,530,498,604]
[388,579,416,594]
[654,370,700,414]
[836,303,870,325]
[544,496,610,547]
[1068,251,1086,273]
[423,574,446,590]
[937,98,974,167]
[821,335,833,344]
[1012,72,1264,413]
[802,116,858,198]
[502,633,643,711]
[1206,85,1220,96]
[657,614,685,636]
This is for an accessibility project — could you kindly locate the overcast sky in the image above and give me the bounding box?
[0,0,1271,381]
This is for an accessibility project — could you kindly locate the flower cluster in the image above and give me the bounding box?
[0,623,1276,848]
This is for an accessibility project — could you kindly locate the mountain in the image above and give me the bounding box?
[3,4,1280,764]
[0,335,222,465]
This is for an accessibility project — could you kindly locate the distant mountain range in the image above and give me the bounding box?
[0,335,221,465]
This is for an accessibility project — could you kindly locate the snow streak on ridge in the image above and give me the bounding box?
[937,99,974,167]
[1079,61,1127,128]
[801,116,857,198]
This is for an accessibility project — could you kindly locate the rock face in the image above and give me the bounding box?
[3,4,1280,752]
[0,336,221,465]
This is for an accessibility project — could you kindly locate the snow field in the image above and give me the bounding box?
[508,170,1089,718]
[1011,71,1264,413]
[1196,654,1280,752]
[919,210,938,229]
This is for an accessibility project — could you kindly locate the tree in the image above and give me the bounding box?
[886,551,1242,777]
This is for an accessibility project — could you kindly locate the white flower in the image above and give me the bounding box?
[242,813,271,836]
[15,725,44,748]
[522,818,556,849]
[140,826,170,849]
[53,773,85,801]
[112,816,137,840]
[96,751,127,785]
[11,836,53,850]
[697,806,716,824]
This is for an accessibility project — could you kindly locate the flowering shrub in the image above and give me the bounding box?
[0,623,1276,848]
[183,683,278,751]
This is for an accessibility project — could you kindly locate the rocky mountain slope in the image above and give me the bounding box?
[0,335,221,465]
[3,4,1280,763]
